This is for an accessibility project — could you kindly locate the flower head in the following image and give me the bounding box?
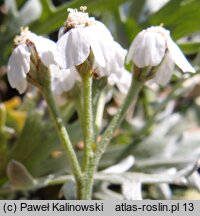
[55,7,124,74]
[127,26,195,85]
[7,27,56,93]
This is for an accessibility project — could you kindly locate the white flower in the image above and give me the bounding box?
[7,27,57,93]
[55,7,123,71]
[54,7,129,94]
[127,26,195,85]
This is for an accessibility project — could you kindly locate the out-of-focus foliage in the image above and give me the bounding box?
[0,0,200,199]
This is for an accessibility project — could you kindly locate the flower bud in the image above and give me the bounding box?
[55,7,126,81]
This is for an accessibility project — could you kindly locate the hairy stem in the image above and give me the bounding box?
[42,88,82,197]
[94,77,144,167]
[80,72,94,199]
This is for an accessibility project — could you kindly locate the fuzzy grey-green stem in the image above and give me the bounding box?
[82,73,94,171]
[77,76,143,199]
[42,88,82,195]
[117,75,198,162]
[74,93,84,132]
[94,77,143,165]
[94,91,106,139]
[26,41,84,197]
[80,72,94,199]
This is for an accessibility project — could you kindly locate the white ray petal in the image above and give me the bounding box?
[85,23,114,67]
[55,28,90,69]
[35,36,57,66]
[58,26,65,39]
[7,45,30,93]
[85,26,106,67]
[155,52,175,86]
[167,38,195,73]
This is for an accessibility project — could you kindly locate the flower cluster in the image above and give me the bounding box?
[7,7,195,94]
[6,6,197,201]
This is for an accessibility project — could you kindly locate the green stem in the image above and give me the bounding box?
[116,75,196,161]
[76,77,143,199]
[80,72,94,199]
[74,93,84,132]
[94,91,106,141]
[42,88,82,196]
[82,73,94,171]
[94,77,144,165]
